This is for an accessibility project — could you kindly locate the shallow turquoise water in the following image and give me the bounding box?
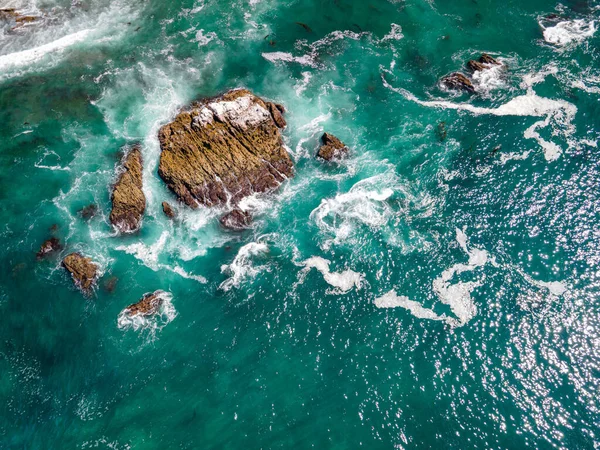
[1,0,600,448]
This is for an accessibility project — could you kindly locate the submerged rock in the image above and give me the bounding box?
[467,53,500,72]
[37,237,61,259]
[110,146,146,233]
[79,204,98,220]
[220,209,252,230]
[122,291,164,318]
[317,133,349,161]
[158,89,294,208]
[62,253,99,294]
[162,201,176,219]
[441,72,475,93]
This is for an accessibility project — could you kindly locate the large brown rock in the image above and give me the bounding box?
[317,133,349,161]
[122,291,164,317]
[110,146,146,233]
[157,89,294,208]
[62,253,99,294]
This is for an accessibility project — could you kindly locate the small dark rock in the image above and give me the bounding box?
[220,209,252,230]
[442,72,475,93]
[103,276,118,293]
[317,133,349,161]
[37,237,61,259]
[162,201,176,219]
[122,291,164,317]
[79,204,98,220]
[436,122,447,142]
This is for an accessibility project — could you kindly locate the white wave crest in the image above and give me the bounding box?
[220,242,269,291]
[117,291,177,332]
[300,256,363,293]
[0,29,91,72]
[375,290,450,322]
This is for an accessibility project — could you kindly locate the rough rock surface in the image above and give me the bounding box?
[62,253,99,293]
[467,53,500,72]
[317,133,349,161]
[110,146,146,233]
[162,201,176,219]
[37,238,61,259]
[442,72,475,93]
[220,209,252,230]
[122,291,164,317]
[157,89,294,208]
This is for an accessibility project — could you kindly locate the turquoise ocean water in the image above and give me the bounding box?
[1,0,600,447]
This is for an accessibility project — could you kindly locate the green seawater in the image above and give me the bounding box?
[1,0,600,447]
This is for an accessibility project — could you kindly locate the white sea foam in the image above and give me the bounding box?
[116,231,207,283]
[194,29,218,46]
[542,19,596,46]
[377,229,489,327]
[117,291,177,332]
[375,290,449,322]
[0,29,91,71]
[384,74,577,161]
[310,173,395,249]
[300,256,363,293]
[220,242,269,291]
[261,51,316,67]
[381,23,404,42]
[471,62,506,93]
[432,228,488,326]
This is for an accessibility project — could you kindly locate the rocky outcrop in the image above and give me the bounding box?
[62,253,99,294]
[441,73,475,93]
[162,201,176,219]
[110,146,146,233]
[37,238,61,259]
[121,291,164,317]
[317,133,349,161]
[467,53,500,72]
[157,89,294,209]
[220,209,252,230]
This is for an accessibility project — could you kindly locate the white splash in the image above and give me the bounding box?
[381,23,403,42]
[310,174,395,249]
[117,291,177,332]
[300,256,363,293]
[542,19,596,46]
[220,242,269,291]
[194,29,218,46]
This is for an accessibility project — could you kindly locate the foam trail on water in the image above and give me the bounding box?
[220,242,269,291]
[300,257,363,293]
[384,74,577,161]
[116,231,207,283]
[375,290,450,322]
